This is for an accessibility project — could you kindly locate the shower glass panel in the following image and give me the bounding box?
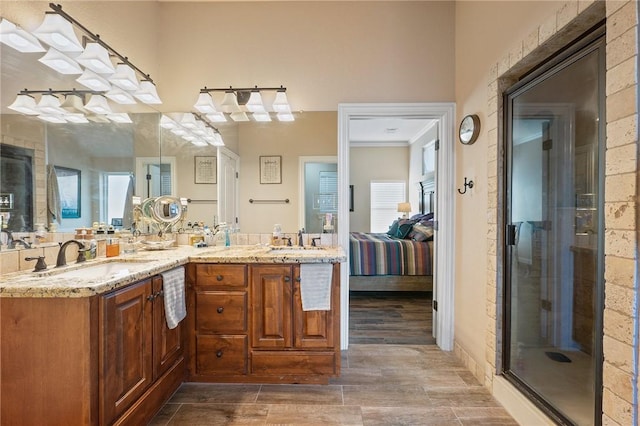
[505,34,604,425]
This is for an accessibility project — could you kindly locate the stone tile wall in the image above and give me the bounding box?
[466,0,639,424]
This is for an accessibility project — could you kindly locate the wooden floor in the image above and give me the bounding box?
[150,290,518,425]
[349,291,435,345]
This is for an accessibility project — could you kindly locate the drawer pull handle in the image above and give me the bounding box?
[295,277,301,282]
[217,307,224,314]
[146,294,155,301]
[284,276,291,282]
[216,275,223,281]
[216,350,223,358]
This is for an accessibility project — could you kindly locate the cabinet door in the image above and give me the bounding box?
[153,275,183,379]
[250,265,292,348]
[101,279,153,425]
[292,264,335,349]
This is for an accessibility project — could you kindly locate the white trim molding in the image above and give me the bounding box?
[337,102,456,351]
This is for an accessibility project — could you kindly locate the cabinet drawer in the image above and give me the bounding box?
[196,264,247,288]
[196,291,247,333]
[196,335,248,375]
[251,351,336,376]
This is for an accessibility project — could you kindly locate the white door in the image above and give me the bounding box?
[217,148,239,229]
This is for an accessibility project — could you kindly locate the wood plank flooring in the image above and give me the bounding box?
[349,291,435,345]
[150,291,518,425]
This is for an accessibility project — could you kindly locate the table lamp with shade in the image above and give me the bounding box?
[397,202,411,218]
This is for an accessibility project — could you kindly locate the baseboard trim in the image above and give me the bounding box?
[492,376,556,426]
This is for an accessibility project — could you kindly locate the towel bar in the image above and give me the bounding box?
[249,198,290,204]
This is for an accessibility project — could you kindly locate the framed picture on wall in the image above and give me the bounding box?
[55,166,81,218]
[259,155,282,184]
[194,156,216,184]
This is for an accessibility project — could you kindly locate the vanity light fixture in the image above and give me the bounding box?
[32,12,83,52]
[64,113,89,124]
[252,112,272,122]
[193,92,217,114]
[195,85,294,122]
[160,115,177,129]
[86,114,110,123]
[37,114,67,123]
[75,42,115,74]
[230,111,249,122]
[7,94,40,115]
[37,93,67,115]
[60,93,87,113]
[76,69,111,91]
[38,47,83,74]
[220,91,241,113]
[105,87,136,105]
[272,89,291,113]
[109,63,140,91]
[0,19,45,52]
[206,112,227,122]
[134,80,162,104]
[179,113,198,128]
[84,94,112,114]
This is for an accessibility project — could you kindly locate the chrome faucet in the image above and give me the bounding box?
[13,237,32,249]
[56,240,87,267]
[1,231,14,249]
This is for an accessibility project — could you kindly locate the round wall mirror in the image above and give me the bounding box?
[151,196,183,224]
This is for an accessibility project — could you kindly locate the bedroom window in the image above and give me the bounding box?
[370,180,405,233]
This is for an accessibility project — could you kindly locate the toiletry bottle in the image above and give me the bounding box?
[225,227,230,247]
[272,224,282,246]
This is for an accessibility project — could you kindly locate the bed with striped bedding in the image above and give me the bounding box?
[349,232,433,277]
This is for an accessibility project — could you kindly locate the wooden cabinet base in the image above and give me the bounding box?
[113,356,185,426]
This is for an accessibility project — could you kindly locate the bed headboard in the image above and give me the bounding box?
[419,180,435,214]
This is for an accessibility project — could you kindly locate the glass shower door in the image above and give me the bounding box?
[505,34,604,425]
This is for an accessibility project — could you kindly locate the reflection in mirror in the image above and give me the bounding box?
[0,144,33,231]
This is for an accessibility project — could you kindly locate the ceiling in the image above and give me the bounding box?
[349,116,436,146]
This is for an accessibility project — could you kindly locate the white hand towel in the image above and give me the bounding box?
[300,263,333,311]
[161,266,186,329]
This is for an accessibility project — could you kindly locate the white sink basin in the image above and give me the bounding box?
[42,259,151,279]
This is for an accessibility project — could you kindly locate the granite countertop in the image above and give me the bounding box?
[0,245,346,298]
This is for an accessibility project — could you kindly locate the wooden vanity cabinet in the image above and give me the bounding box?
[250,264,339,379]
[187,264,249,381]
[101,275,184,426]
[0,274,185,426]
[187,262,340,384]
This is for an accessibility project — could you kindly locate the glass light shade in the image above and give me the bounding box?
[60,94,86,113]
[182,135,195,142]
[84,95,112,114]
[37,114,67,123]
[37,94,66,115]
[179,113,197,128]
[220,91,240,113]
[160,115,176,129]
[0,19,45,52]
[38,48,83,74]
[86,114,110,123]
[134,80,162,104]
[109,63,139,91]
[252,112,272,122]
[194,92,217,113]
[246,91,265,113]
[105,87,136,105]
[212,132,225,146]
[276,112,295,122]
[230,111,249,122]
[33,13,83,52]
[76,42,115,74]
[64,113,89,123]
[107,113,132,123]
[77,69,111,91]
[272,91,291,113]
[192,121,207,136]
[171,128,187,136]
[191,139,208,147]
[8,94,39,115]
[206,112,227,122]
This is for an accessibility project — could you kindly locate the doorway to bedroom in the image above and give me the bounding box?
[339,104,456,349]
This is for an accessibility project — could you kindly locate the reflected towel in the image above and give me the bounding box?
[161,266,186,329]
[300,263,332,311]
[122,174,134,229]
[47,165,61,225]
